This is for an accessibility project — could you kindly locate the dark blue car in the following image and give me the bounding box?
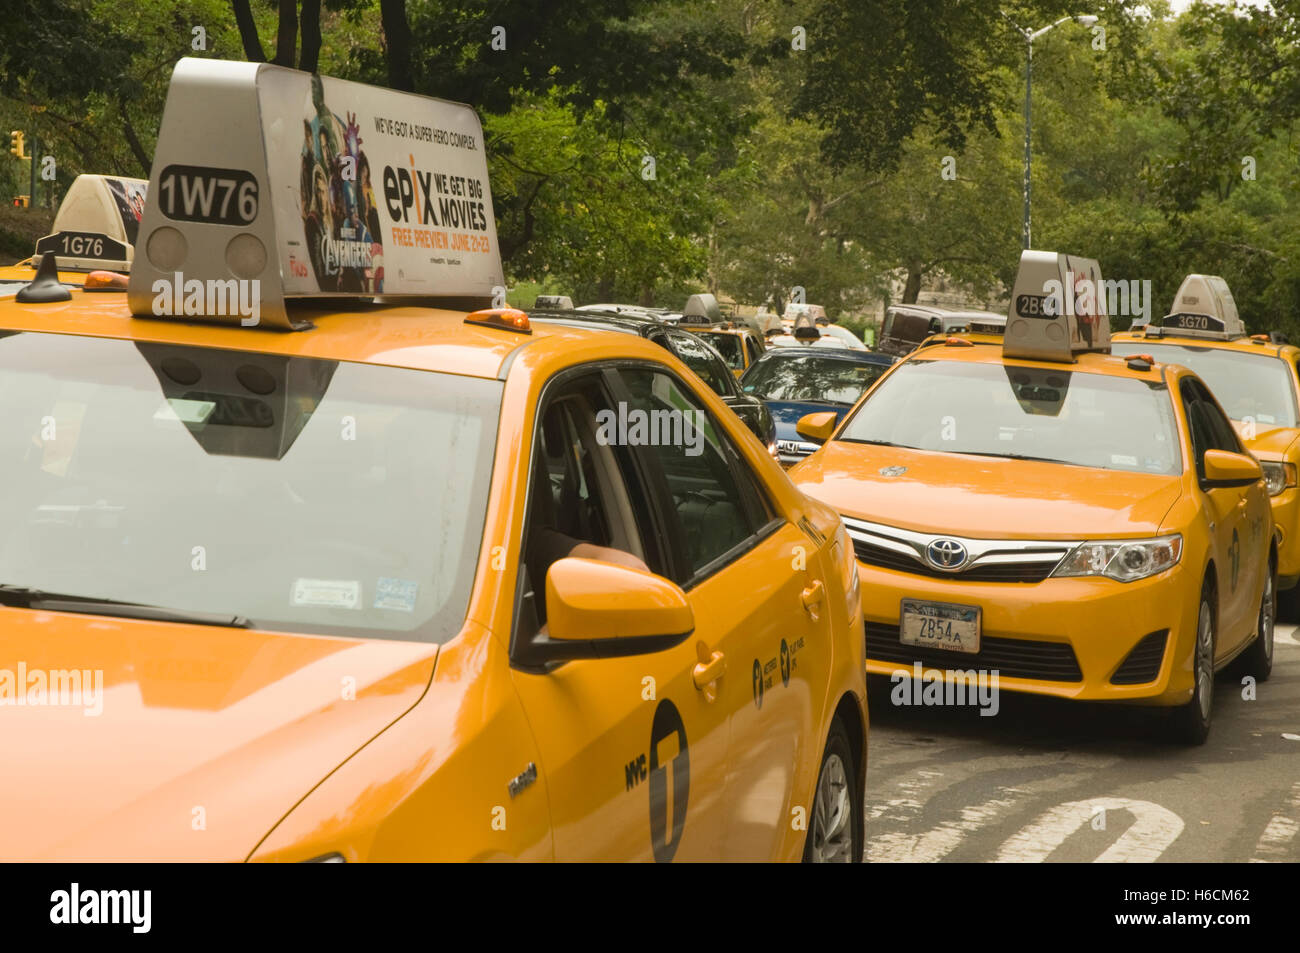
[739,347,895,467]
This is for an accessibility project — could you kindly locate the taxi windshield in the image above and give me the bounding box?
[838,359,1182,474]
[702,332,743,369]
[742,353,888,404]
[1111,342,1300,429]
[0,331,499,642]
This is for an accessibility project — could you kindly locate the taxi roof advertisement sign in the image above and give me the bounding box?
[127,58,502,330]
[1004,250,1110,363]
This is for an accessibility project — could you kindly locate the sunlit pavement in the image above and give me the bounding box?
[863,623,1300,862]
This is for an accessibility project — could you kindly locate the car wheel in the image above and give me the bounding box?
[1236,555,1275,682]
[1169,583,1215,746]
[802,718,862,863]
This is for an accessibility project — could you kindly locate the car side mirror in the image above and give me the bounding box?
[527,558,694,664]
[796,411,839,444]
[1202,449,1262,488]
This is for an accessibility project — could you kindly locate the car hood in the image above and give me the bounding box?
[792,442,1183,539]
[764,399,851,441]
[1238,423,1300,460]
[0,608,438,860]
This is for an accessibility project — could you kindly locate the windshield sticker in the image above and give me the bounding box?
[292,578,361,609]
[374,577,418,612]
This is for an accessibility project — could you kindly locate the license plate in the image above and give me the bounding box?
[899,599,981,654]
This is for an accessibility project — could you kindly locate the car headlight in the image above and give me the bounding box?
[1260,461,1296,496]
[1051,535,1182,583]
[767,440,779,458]
[833,524,861,615]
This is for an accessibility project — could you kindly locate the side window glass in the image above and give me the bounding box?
[1189,379,1241,453]
[1181,380,1212,479]
[617,367,764,578]
[520,374,659,630]
[670,332,729,394]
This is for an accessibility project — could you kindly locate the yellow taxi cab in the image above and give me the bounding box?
[685,323,766,378]
[790,250,1275,744]
[0,173,147,289]
[1113,275,1300,615]
[0,58,866,862]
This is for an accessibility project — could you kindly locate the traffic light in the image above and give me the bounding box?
[8,131,24,157]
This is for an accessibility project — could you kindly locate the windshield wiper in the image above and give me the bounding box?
[0,585,253,628]
[946,450,1073,465]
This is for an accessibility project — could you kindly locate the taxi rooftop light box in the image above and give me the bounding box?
[126,58,503,330]
[1152,273,1244,339]
[34,173,148,272]
[1004,249,1110,363]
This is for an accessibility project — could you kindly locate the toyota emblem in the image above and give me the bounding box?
[926,538,967,569]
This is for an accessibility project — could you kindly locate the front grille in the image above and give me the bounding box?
[852,539,1057,583]
[1110,630,1169,685]
[866,622,1083,682]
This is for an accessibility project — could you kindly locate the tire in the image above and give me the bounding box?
[802,718,863,863]
[1169,582,1215,746]
[1235,555,1275,682]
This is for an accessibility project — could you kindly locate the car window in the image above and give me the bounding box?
[1182,377,1242,456]
[741,353,888,404]
[0,331,499,642]
[616,366,770,579]
[669,331,732,395]
[519,371,661,631]
[745,335,762,364]
[1114,341,1300,429]
[702,333,744,370]
[840,359,1183,474]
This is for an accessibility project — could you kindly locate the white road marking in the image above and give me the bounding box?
[1250,781,1300,862]
[866,768,946,822]
[870,793,1019,862]
[1276,624,1300,647]
[995,797,1184,863]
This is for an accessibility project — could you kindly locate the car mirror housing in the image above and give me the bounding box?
[522,558,694,665]
[1202,449,1263,489]
[796,411,839,444]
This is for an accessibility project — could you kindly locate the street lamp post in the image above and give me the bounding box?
[1002,13,1098,250]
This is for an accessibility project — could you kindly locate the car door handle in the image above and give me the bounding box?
[801,579,824,619]
[693,650,725,695]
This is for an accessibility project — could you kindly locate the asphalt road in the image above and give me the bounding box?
[863,623,1300,862]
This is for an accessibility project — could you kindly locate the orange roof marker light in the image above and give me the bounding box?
[944,336,974,347]
[464,307,531,334]
[126,58,503,330]
[83,270,129,291]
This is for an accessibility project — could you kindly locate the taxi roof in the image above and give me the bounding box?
[0,290,649,380]
[1112,329,1299,361]
[913,337,1183,383]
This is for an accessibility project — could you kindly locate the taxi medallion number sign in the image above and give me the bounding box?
[34,231,127,261]
[156,164,259,226]
[900,599,981,654]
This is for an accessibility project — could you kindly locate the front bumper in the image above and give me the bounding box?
[859,561,1200,706]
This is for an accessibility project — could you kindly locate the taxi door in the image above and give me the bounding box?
[610,363,834,862]
[1183,378,1259,654]
[507,367,728,861]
